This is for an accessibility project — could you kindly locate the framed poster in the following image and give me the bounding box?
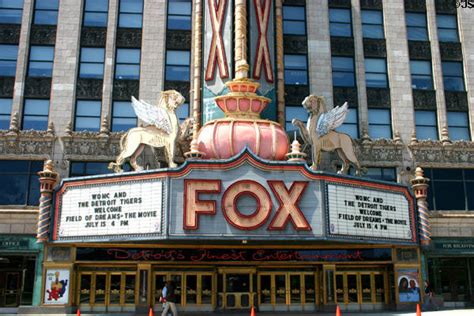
[43,269,70,305]
[398,268,420,303]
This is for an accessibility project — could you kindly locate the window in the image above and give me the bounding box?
[0,160,42,205]
[437,14,459,42]
[0,99,12,130]
[425,168,474,211]
[345,166,396,182]
[33,0,59,25]
[28,46,54,77]
[0,0,23,24]
[115,48,140,80]
[70,161,132,176]
[285,105,307,132]
[165,50,190,81]
[79,48,105,79]
[329,8,352,37]
[167,0,191,30]
[361,10,384,39]
[442,61,464,91]
[410,60,433,90]
[406,12,428,41]
[75,100,101,132]
[284,54,307,85]
[283,5,306,35]
[415,110,438,140]
[365,167,396,182]
[336,108,358,138]
[118,0,143,28]
[22,99,49,130]
[83,0,109,27]
[0,44,18,77]
[111,101,137,132]
[332,56,355,87]
[447,111,470,141]
[176,103,189,123]
[368,108,391,139]
[365,58,388,88]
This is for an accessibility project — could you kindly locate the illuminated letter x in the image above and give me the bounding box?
[253,0,274,83]
[206,0,229,81]
[267,181,311,231]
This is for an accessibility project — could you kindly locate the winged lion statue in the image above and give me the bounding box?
[108,90,192,172]
[292,95,363,175]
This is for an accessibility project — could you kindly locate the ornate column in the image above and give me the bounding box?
[234,0,249,79]
[192,0,204,129]
[275,0,285,126]
[410,167,431,247]
[37,160,59,243]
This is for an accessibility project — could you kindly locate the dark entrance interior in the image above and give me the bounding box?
[0,255,36,307]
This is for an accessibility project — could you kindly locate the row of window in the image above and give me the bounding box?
[0,2,461,43]
[285,103,470,141]
[325,7,459,43]
[2,160,472,213]
[0,0,143,28]
[283,53,465,92]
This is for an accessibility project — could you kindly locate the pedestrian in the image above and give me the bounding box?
[161,280,178,316]
[422,280,439,311]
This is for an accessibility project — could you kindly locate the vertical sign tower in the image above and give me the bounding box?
[202,0,277,123]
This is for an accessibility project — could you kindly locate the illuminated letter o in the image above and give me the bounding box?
[222,180,272,230]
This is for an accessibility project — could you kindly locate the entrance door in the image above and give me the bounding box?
[77,272,137,311]
[152,271,214,311]
[257,271,318,312]
[1,272,21,307]
[217,268,255,310]
[335,271,388,307]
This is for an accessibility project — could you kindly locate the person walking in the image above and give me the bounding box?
[161,280,178,316]
[422,280,439,311]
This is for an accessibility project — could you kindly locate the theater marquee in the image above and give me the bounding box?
[326,183,415,243]
[53,178,166,242]
[50,151,417,245]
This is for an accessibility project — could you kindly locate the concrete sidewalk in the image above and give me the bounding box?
[6,309,474,316]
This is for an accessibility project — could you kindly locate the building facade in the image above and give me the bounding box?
[0,0,473,312]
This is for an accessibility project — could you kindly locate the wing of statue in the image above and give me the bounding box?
[131,96,172,134]
[316,102,349,136]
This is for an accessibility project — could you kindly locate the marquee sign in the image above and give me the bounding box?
[327,184,414,243]
[50,150,417,245]
[53,178,166,242]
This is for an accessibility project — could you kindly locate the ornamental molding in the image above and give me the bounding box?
[0,130,55,158]
[354,139,404,165]
[409,141,474,166]
[60,132,122,161]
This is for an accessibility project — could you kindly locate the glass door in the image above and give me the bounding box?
[217,268,255,310]
[152,271,215,308]
[77,271,137,308]
[4,272,21,307]
[334,271,388,305]
[257,271,318,310]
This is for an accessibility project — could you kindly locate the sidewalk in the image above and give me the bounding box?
[6,309,474,316]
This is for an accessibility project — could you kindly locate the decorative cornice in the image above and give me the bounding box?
[409,141,474,166]
[60,132,123,159]
[0,130,55,158]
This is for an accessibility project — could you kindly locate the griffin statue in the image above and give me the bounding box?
[108,90,193,172]
[292,95,362,175]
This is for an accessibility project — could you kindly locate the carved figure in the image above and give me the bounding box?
[292,95,362,175]
[108,90,185,172]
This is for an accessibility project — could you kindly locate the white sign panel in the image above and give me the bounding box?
[56,179,164,240]
[43,269,70,305]
[327,184,413,242]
